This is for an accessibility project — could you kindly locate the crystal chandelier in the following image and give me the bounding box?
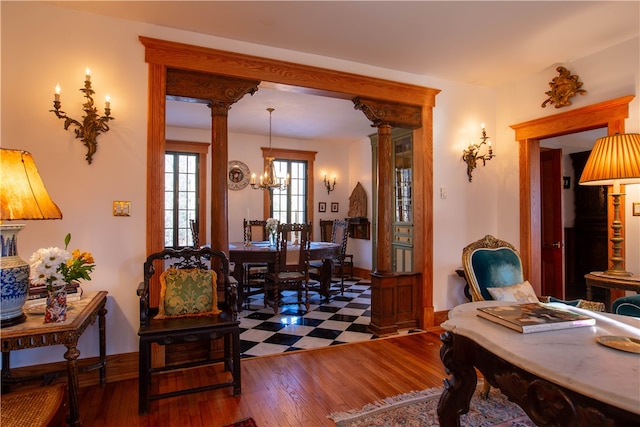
[250,108,289,190]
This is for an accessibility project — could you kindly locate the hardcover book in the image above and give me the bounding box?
[477,303,596,333]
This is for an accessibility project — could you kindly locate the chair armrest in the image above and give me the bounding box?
[137,281,150,327]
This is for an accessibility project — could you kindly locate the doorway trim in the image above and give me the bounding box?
[511,95,634,292]
[140,36,440,326]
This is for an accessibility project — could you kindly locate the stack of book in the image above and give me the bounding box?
[477,302,596,333]
[24,282,83,307]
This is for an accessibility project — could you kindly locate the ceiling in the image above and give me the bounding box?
[51,1,639,140]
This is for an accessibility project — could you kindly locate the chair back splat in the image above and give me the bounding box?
[263,222,312,314]
[136,247,240,415]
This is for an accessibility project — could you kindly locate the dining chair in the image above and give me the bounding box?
[310,219,351,295]
[263,222,312,314]
[242,219,269,309]
[137,247,240,414]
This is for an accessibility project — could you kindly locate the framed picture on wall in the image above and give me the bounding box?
[331,202,339,213]
[319,202,326,212]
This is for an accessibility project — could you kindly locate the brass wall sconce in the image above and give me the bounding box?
[462,124,494,182]
[324,174,336,194]
[50,68,114,165]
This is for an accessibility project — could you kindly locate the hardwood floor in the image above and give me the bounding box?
[77,330,446,426]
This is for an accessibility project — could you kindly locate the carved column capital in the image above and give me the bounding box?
[353,97,422,129]
[166,68,259,112]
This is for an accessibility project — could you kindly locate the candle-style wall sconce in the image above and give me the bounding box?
[462,123,494,182]
[50,68,114,164]
[323,173,336,194]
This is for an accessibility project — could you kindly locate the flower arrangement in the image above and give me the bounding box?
[29,233,95,291]
[265,218,279,235]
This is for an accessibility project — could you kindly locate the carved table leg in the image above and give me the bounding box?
[319,258,334,299]
[437,331,478,427]
[64,343,82,427]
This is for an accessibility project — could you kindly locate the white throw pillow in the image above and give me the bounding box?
[487,281,539,303]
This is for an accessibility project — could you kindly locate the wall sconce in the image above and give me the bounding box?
[50,68,115,165]
[462,124,495,182]
[324,174,336,194]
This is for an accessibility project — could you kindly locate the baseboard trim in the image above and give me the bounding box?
[8,352,139,388]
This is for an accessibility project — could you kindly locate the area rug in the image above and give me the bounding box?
[222,418,257,427]
[328,383,535,427]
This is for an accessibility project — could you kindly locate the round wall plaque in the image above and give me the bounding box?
[228,160,250,191]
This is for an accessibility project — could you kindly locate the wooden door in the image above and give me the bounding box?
[540,149,564,297]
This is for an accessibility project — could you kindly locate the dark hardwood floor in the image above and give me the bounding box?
[77,330,446,426]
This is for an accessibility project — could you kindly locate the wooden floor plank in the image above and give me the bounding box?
[77,331,445,426]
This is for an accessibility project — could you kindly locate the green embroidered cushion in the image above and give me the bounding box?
[154,268,221,319]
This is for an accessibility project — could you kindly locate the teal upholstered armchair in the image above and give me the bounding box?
[462,235,604,311]
[612,295,640,317]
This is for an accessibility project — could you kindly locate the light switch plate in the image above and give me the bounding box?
[113,201,131,216]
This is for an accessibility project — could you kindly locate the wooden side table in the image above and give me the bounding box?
[1,291,108,427]
[584,272,640,311]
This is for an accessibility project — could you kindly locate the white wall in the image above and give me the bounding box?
[2,2,637,369]
[495,36,640,277]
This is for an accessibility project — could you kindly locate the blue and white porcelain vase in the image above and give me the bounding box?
[0,224,30,326]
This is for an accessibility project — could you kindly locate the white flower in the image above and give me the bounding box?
[29,247,71,289]
[265,218,279,234]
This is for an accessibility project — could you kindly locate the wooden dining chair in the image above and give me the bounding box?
[263,222,312,314]
[242,219,269,309]
[310,219,350,295]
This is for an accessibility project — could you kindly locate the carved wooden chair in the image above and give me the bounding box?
[310,219,351,294]
[263,222,312,314]
[137,247,240,414]
[462,235,604,311]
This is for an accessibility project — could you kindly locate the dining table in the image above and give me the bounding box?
[228,241,341,308]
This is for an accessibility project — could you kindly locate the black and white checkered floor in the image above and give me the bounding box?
[238,277,378,358]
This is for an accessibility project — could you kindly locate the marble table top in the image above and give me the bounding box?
[442,301,640,415]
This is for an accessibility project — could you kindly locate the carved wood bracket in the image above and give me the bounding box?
[353,97,422,128]
[166,68,260,116]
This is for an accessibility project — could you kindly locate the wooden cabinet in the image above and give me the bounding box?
[371,128,414,272]
[568,151,608,301]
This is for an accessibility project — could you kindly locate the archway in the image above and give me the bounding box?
[140,37,440,327]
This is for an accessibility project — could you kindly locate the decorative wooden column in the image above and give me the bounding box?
[354,97,422,335]
[166,69,259,254]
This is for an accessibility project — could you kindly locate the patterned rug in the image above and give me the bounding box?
[328,383,535,427]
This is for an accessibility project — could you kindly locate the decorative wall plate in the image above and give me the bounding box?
[228,160,250,191]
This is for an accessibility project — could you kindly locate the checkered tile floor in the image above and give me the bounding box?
[238,277,377,358]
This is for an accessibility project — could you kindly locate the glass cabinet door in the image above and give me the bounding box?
[392,129,413,272]
[370,128,414,273]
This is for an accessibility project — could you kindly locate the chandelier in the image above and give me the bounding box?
[250,108,289,191]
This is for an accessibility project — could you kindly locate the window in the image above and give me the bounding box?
[165,141,209,248]
[271,159,307,223]
[261,148,316,234]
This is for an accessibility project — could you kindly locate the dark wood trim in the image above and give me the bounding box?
[141,36,440,327]
[511,95,634,293]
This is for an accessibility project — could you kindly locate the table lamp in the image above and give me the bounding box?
[0,148,62,326]
[579,133,640,276]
